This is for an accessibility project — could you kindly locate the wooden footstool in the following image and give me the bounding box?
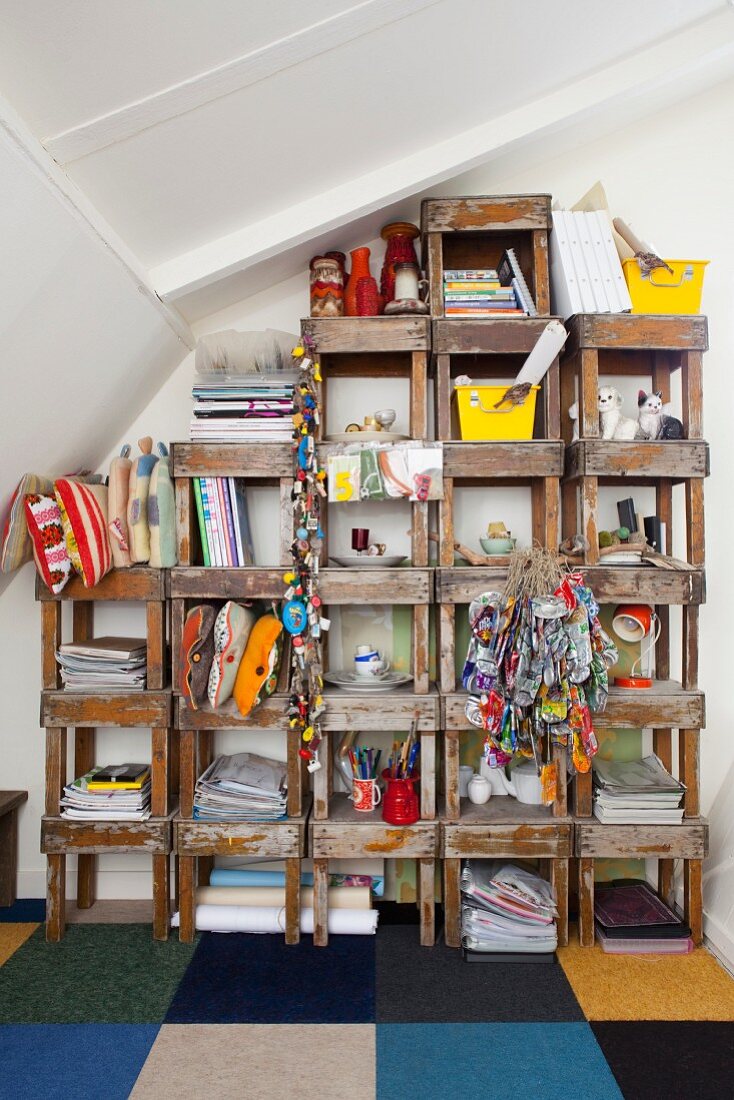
[0,791,28,907]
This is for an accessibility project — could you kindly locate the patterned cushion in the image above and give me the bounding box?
[233,615,284,717]
[208,602,256,709]
[24,493,72,594]
[148,443,177,568]
[180,604,217,709]
[2,473,53,573]
[108,445,132,569]
[54,479,112,588]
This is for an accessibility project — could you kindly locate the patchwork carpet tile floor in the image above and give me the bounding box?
[0,903,733,1099]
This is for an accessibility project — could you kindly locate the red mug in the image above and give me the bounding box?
[381,769,420,825]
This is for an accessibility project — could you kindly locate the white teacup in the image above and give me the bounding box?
[354,656,389,678]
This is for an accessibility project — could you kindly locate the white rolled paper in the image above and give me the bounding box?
[171,904,379,935]
[195,885,371,910]
[514,320,568,387]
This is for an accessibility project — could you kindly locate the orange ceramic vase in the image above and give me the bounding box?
[344,247,372,317]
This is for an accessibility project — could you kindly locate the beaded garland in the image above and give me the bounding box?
[286,338,327,771]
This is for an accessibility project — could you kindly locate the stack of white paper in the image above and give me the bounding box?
[461,861,558,953]
[593,754,685,825]
[56,637,147,691]
[194,752,287,821]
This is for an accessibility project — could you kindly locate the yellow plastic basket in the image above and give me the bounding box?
[453,384,539,441]
[622,258,708,315]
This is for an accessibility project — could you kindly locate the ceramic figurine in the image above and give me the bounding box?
[380,221,420,303]
[345,247,372,316]
[637,390,685,439]
[598,386,640,440]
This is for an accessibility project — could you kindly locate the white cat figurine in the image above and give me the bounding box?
[637,389,685,440]
[598,386,640,440]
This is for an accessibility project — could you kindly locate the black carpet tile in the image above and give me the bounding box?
[591,1022,734,1100]
[165,930,375,1023]
[376,924,585,1023]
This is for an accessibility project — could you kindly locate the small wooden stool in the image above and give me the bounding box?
[0,791,28,907]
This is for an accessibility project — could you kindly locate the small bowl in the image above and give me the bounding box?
[480,537,516,555]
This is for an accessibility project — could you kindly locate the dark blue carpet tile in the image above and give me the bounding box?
[0,899,45,923]
[377,1023,624,1100]
[376,924,584,1023]
[591,1022,734,1100]
[0,1024,159,1100]
[165,931,376,1024]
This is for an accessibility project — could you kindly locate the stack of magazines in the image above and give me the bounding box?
[595,879,693,954]
[593,755,686,825]
[56,637,147,691]
[61,764,151,821]
[189,374,296,442]
[193,752,287,821]
[461,861,558,954]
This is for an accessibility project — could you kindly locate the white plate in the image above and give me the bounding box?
[323,671,413,692]
[601,550,644,565]
[324,431,409,443]
[330,556,407,569]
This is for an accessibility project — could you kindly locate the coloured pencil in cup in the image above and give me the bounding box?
[348,747,381,779]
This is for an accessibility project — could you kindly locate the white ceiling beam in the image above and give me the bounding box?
[44,0,442,165]
[1,94,194,350]
[150,7,734,304]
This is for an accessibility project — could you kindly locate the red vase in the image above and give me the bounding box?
[380,222,420,303]
[356,275,380,316]
[381,770,420,825]
[344,247,371,317]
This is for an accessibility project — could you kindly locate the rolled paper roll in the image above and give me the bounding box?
[172,905,379,935]
[196,885,372,910]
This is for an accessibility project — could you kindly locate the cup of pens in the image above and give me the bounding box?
[382,734,420,825]
[348,747,382,812]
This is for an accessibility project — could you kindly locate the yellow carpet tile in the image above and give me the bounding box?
[559,933,734,1020]
[0,924,39,967]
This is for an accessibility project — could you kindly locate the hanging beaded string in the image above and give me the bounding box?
[285,337,327,772]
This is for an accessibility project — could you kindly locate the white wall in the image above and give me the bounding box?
[5,75,733,948]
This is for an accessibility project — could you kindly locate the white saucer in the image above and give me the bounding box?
[323,671,413,692]
[325,431,409,443]
[330,556,407,569]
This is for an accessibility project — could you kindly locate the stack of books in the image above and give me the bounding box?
[61,764,151,821]
[550,209,634,318]
[56,637,147,691]
[193,752,287,821]
[189,374,296,442]
[192,476,254,567]
[460,860,558,955]
[595,879,693,954]
[593,755,686,825]
[443,251,537,317]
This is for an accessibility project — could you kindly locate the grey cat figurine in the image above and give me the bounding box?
[637,390,685,440]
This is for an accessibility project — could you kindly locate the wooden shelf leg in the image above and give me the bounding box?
[679,730,700,817]
[444,731,460,822]
[578,857,595,947]
[581,476,599,563]
[46,854,66,942]
[532,228,550,315]
[412,604,430,694]
[72,603,96,910]
[438,604,456,694]
[285,857,301,945]
[420,733,436,819]
[179,730,196,819]
[287,728,304,818]
[552,859,569,947]
[681,350,704,439]
[654,728,674,901]
[419,857,435,946]
[410,351,428,440]
[573,770,593,817]
[579,349,599,438]
[170,598,185,694]
[151,727,172,817]
[436,354,451,440]
[684,860,703,945]
[561,478,578,543]
[178,855,196,943]
[544,358,561,439]
[0,808,19,907]
[443,857,461,948]
[552,742,568,818]
[313,858,329,946]
[152,853,170,941]
[146,601,165,690]
[312,731,329,820]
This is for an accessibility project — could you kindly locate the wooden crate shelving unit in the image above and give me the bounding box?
[37,568,174,941]
[560,314,709,946]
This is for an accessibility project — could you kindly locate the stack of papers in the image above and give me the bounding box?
[189,373,296,442]
[593,754,685,825]
[56,637,147,691]
[61,767,151,821]
[461,861,558,953]
[194,752,287,821]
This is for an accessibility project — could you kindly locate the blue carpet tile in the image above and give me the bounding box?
[0,1024,159,1100]
[165,931,375,1024]
[377,1022,624,1100]
[376,924,584,1023]
[0,899,45,923]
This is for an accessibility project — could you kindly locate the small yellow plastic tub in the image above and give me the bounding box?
[453,384,539,441]
[622,259,708,315]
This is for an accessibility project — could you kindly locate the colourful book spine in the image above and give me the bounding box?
[213,478,231,566]
[221,477,240,566]
[204,478,224,567]
[192,478,211,567]
[199,479,220,566]
[443,269,498,280]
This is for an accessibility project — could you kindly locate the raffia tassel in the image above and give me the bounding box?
[502,545,565,600]
[494,382,532,409]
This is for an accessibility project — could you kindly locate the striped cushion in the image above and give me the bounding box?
[54,479,112,588]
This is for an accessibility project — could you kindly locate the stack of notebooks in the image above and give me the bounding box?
[193,476,254,567]
[593,754,686,825]
[61,764,151,821]
[56,637,147,691]
[461,860,558,957]
[550,209,633,318]
[193,752,287,821]
[189,373,296,442]
[443,250,537,317]
[595,879,693,954]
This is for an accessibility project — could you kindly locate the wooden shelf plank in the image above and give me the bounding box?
[302,316,430,352]
[575,818,709,859]
[42,690,171,728]
[41,815,173,854]
[321,685,439,730]
[310,794,438,858]
[565,440,709,480]
[169,567,284,599]
[169,567,432,603]
[175,812,307,858]
[564,314,709,355]
[442,799,572,858]
[421,195,551,233]
[432,317,559,356]
[436,565,705,605]
[171,443,292,478]
[36,568,165,602]
[442,683,705,731]
[175,693,290,731]
[443,441,564,478]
